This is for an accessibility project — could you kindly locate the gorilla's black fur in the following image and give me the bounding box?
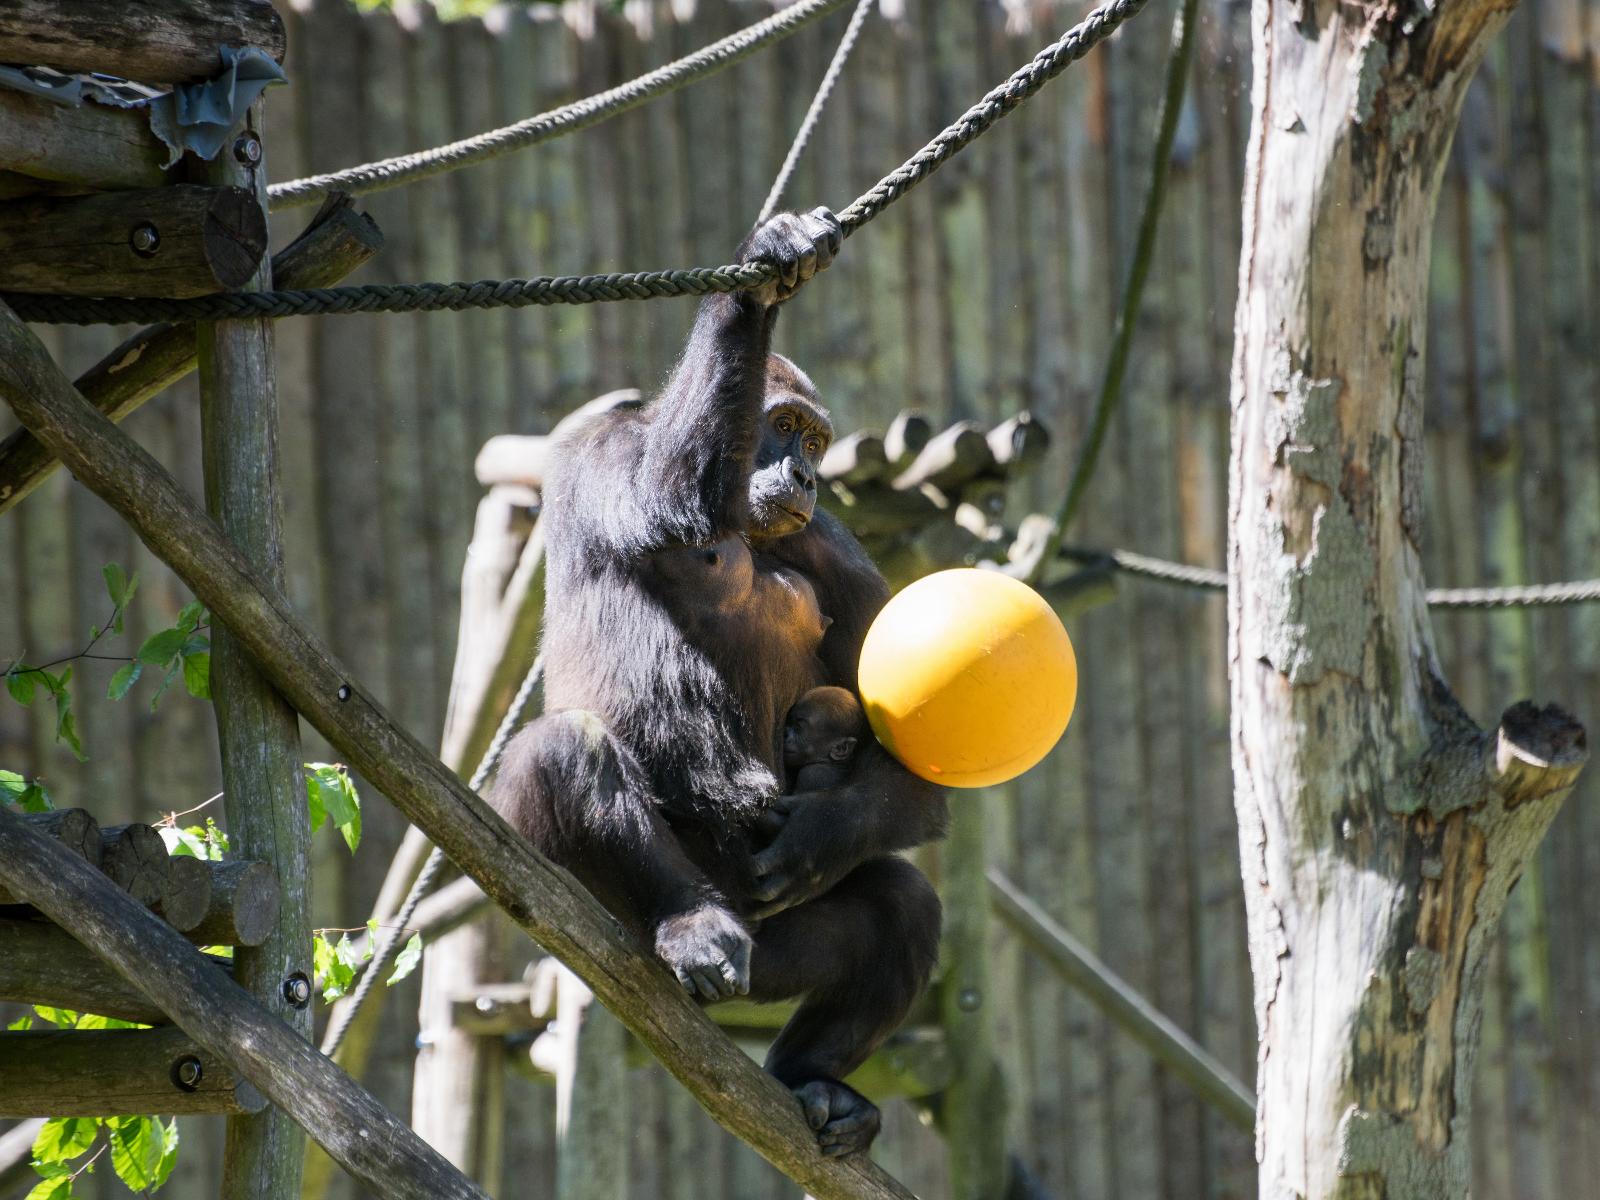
[493,209,948,1157]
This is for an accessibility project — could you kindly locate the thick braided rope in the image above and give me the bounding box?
[1065,547,1600,608]
[6,0,1150,326]
[320,655,545,1058]
[268,0,853,211]
[756,0,876,225]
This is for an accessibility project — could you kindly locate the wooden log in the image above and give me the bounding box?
[0,185,267,298]
[819,430,888,487]
[892,421,995,492]
[0,806,489,1200]
[986,411,1049,473]
[987,868,1255,1132]
[0,0,286,84]
[0,89,167,191]
[0,914,230,1024]
[882,409,932,468]
[474,434,551,489]
[0,1025,268,1117]
[191,97,313,1200]
[0,304,920,1200]
[100,823,169,907]
[0,196,383,516]
[159,857,279,947]
[0,807,98,904]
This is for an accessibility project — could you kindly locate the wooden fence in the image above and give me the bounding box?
[2,0,1598,1197]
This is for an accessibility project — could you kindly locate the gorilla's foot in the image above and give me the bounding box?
[792,1078,881,1158]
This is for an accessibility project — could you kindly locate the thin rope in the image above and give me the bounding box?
[268,0,853,211]
[757,0,876,225]
[7,0,1152,325]
[321,654,544,1058]
[1059,546,1600,608]
[1025,0,1198,586]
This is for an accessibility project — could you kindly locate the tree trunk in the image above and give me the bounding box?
[1228,3,1587,1197]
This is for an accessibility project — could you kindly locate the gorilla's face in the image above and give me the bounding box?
[748,390,832,539]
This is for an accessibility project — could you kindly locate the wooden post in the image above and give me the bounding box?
[542,964,630,1200]
[939,794,1008,1200]
[191,100,311,1200]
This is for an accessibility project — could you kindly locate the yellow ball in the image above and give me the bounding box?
[858,568,1077,789]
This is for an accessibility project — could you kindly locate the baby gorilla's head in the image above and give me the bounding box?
[783,686,866,773]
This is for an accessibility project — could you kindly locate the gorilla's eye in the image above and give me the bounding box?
[704,550,719,566]
[804,436,824,458]
[774,413,795,435]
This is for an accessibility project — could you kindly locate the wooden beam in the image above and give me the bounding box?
[0,1025,268,1117]
[0,807,98,905]
[0,305,920,1200]
[0,806,488,1200]
[159,857,279,947]
[0,185,267,297]
[191,99,311,1200]
[987,868,1256,1132]
[0,89,167,191]
[0,0,286,84]
[0,196,383,516]
[0,914,231,1025]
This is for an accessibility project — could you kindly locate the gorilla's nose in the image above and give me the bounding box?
[783,456,816,493]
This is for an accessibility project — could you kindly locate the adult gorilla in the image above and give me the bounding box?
[493,209,948,1157]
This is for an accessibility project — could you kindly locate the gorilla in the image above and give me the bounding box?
[493,208,948,1158]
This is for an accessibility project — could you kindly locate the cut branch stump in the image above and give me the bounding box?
[0,807,98,904]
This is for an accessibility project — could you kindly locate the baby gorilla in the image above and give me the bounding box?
[783,686,867,791]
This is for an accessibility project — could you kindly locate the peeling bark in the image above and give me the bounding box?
[1228,2,1586,1198]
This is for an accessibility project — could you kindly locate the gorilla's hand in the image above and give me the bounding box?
[740,207,843,306]
[749,792,861,919]
[655,903,752,1000]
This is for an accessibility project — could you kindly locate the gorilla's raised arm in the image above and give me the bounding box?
[586,210,842,555]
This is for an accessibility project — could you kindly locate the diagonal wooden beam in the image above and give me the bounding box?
[0,196,382,517]
[0,300,916,1200]
[0,806,484,1200]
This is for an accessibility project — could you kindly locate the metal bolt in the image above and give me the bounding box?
[232,132,263,166]
[171,1056,204,1091]
[475,996,499,1015]
[129,224,160,257]
[337,683,352,702]
[957,987,982,1012]
[282,973,312,1008]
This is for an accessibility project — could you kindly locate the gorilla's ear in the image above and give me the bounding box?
[829,737,857,762]
[820,613,835,632]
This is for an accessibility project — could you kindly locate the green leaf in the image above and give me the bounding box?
[31,1006,77,1026]
[8,1014,33,1030]
[71,1011,143,1030]
[148,660,181,712]
[106,661,141,701]
[150,1117,179,1192]
[6,668,36,706]
[33,1118,97,1165]
[305,763,361,853]
[387,932,423,986]
[102,563,126,606]
[181,651,210,700]
[176,601,205,633]
[3,770,54,812]
[54,689,84,762]
[313,933,356,1002]
[136,628,187,666]
[23,1173,73,1200]
[163,824,208,859]
[108,1115,167,1192]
